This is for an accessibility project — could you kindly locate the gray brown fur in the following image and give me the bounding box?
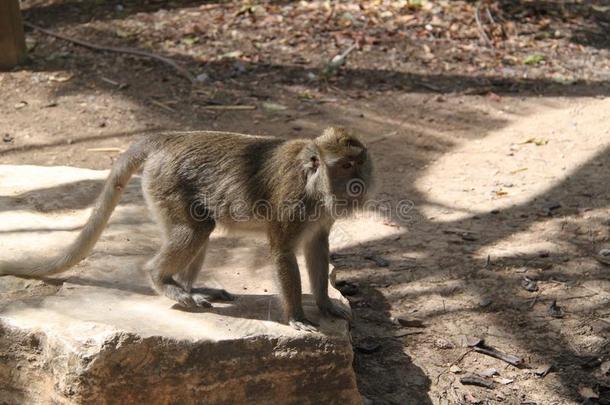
[0,127,374,331]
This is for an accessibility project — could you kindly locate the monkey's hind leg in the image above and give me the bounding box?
[175,239,234,305]
[146,222,215,309]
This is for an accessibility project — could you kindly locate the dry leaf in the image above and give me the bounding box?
[49,73,74,82]
[510,167,528,174]
[521,138,549,146]
[450,365,462,373]
[578,386,598,400]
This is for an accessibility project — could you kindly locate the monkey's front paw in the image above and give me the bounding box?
[176,294,198,308]
[289,318,319,332]
[191,293,213,308]
[319,300,352,322]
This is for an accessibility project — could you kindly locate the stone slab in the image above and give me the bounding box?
[0,165,366,404]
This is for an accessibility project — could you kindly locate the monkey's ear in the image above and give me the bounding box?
[309,155,320,171]
[300,143,322,176]
[301,142,332,198]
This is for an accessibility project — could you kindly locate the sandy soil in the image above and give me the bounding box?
[1,1,609,404]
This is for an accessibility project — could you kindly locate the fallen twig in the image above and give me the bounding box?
[485,4,496,25]
[201,105,256,110]
[324,2,336,24]
[24,21,195,83]
[100,76,128,89]
[460,375,495,389]
[368,131,398,145]
[474,1,494,48]
[87,147,124,153]
[364,254,389,267]
[473,342,524,367]
[453,348,474,366]
[534,364,553,378]
[323,42,358,76]
[529,293,540,308]
[150,100,176,112]
[435,348,474,385]
[393,329,424,337]
[562,293,599,301]
[416,81,444,92]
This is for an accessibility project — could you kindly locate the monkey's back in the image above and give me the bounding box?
[141,131,300,229]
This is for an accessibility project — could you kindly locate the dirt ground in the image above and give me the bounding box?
[1,1,609,404]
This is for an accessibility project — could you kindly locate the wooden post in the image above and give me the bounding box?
[0,0,27,69]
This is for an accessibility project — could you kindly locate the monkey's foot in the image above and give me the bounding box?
[191,287,234,302]
[163,284,212,308]
[319,300,352,322]
[288,318,318,333]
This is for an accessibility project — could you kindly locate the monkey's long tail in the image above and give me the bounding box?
[0,139,151,277]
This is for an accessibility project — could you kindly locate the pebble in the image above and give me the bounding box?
[548,300,564,318]
[521,277,539,292]
[478,297,493,307]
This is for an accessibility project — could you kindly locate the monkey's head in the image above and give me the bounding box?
[307,127,375,214]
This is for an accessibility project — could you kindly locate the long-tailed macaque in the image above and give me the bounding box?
[0,127,374,331]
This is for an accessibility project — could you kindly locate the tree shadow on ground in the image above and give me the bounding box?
[333,144,610,403]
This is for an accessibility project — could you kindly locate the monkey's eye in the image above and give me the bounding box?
[341,161,353,170]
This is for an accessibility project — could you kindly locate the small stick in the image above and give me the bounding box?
[529,293,540,308]
[453,348,474,366]
[369,130,398,145]
[474,1,494,48]
[460,375,495,389]
[100,76,119,86]
[416,81,443,92]
[473,344,524,367]
[364,253,389,267]
[87,147,124,153]
[150,100,176,112]
[485,4,496,25]
[324,2,336,24]
[23,21,195,83]
[201,105,256,110]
